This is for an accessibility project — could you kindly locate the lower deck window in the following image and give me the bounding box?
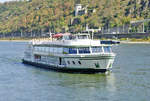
[63,48,69,54]
[92,46,102,53]
[63,48,77,54]
[34,55,41,60]
[78,47,90,54]
[69,48,77,54]
[103,46,112,53]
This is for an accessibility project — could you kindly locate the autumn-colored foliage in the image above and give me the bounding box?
[0,0,150,34]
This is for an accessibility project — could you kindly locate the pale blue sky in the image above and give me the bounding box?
[0,0,14,3]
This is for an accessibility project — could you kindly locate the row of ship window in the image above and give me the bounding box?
[67,61,81,65]
[34,46,112,54]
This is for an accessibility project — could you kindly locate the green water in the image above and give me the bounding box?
[0,42,149,101]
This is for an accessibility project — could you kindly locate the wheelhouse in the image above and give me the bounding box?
[52,33,91,40]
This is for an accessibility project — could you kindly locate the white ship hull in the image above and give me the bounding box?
[23,53,115,73]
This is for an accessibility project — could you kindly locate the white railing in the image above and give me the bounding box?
[31,38,53,45]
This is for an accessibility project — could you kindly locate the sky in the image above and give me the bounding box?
[0,0,15,3]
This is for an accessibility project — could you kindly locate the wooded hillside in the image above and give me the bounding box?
[0,0,150,34]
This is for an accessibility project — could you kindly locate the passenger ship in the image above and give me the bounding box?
[22,33,116,73]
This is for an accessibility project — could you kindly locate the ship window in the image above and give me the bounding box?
[78,47,90,54]
[63,48,69,54]
[34,55,41,60]
[57,47,63,53]
[78,61,81,65]
[92,46,103,53]
[45,47,49,52]
[69,35,76,40]
[69,48,77,54]
[77,35,88,39]
[50,47,53,52]
[34,47,37,51]
[36,47,40,51]
[67,61,70,64]
[72,61,75,64]
[103,46,112,53]
[53,47,57,53]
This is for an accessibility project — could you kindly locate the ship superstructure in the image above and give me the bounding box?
[22,33,116,73]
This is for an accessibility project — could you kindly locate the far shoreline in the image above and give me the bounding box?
[0,39,29,42]
[120,41,150,44]
[0,38,150,44]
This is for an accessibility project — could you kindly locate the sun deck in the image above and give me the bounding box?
[31,33,113,47]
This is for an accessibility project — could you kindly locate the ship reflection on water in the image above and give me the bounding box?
[30,68,117,101]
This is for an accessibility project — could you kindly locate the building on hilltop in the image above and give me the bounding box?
[75,4,87,16]
[75,4,96,16]
[85,24,101,32]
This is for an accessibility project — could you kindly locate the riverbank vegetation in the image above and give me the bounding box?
[1,37,150,44]
[120,37,150,42]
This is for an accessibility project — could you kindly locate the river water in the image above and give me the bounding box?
[0,42,149,101]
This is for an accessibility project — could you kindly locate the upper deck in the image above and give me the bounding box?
[24,33,117,56]
[31,33,112,47]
